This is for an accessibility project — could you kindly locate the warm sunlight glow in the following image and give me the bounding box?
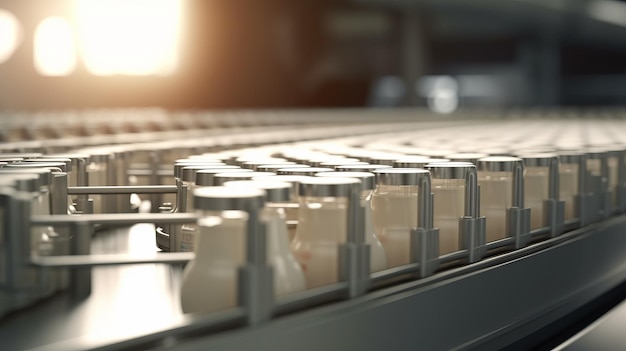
[0,9,21,64]
[76,0,181,76]
[34,17,77,76]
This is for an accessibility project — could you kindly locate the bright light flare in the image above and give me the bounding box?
[76,0,181,76]
[0,9,21,64]
[34,17,77,76]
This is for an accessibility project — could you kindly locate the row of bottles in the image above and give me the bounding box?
[3,115,626,319]
[176,118,626,315]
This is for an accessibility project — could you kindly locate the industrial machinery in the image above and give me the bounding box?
[3,1,626,350]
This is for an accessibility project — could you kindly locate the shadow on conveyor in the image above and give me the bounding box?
[505,280,626,350]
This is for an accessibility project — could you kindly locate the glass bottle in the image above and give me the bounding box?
[1,173,59,300]
[291,177,360,289]
[370,168,429,267]
[82,150,111,214]
[425,162,474,255]
[585,149,609,215]
[223,180,306,296]
[44,153,89,213]
[5,162,66,215]
[252,175,315,241]
[518,153,557,230]
[477,156,523,242]
[558,151,583,220]
[591,146,624,208]
[315,171,387,272]
[177,165,243,252]
[180,186,265,314]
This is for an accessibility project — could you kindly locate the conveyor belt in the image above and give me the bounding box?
[2,108,626,350]
[1,213,625,350]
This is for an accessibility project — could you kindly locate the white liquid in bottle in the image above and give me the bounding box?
[314,171,387,272]
[478,172,513,242]
[586,159,602,177]
[559,163,579,220]
[263,207,306,296]
[180,212,246,314]
[252,175,313,242]
[524,166,549,230]
[371,185,417,267]
[431,180,465,255]
[291,197,347,289]
[282,203,299,241]
[179,166,248,252]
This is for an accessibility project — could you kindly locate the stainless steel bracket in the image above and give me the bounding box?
[509,159,531,249]
[587,175,604,223]
[508,207,531,249]
[545,198,565,238]
[459,216,486,264]
[338,242,371,298]
[459,167,486,264]
[410,227,440,278]
[338,182,370,298]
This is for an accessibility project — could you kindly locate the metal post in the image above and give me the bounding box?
[576,155,589,226]
[70,221,92,299]
[150,150,161,213]
[50,172,68,215]
[618,151,626,213]
[460,168,486,264]
[600,155,611,218]
[339,183,369,297]
[239,198,273,325]
[4,189,36,310]
[546,157,565,237]
[509,161,531,249]
[411,174,439,278]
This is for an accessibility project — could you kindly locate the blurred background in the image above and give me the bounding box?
[1,0,626,111]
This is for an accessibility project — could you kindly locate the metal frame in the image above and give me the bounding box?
[3,111,626,350]
[7,214,626,351]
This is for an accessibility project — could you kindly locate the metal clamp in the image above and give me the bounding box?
[599,154,612,219]
[508,161,531,249]
[3,188,36,314]
[546,156,565,237]
[459,168,486,264]
[66,183,183,250]
[156,179,187,252]
[27,213,200,302]
[238,197,274,325]
[410,173,439,278]
[338,181,370,298]
[584,151,611,223]
[617,150,626,213]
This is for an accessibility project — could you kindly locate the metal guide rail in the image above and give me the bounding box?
[1,108,626,350]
